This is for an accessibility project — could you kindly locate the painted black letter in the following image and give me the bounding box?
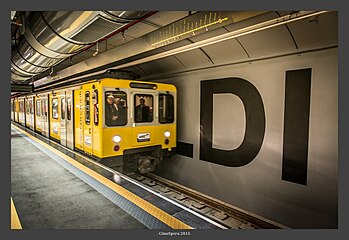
[200,78,265,167]
[282,69,312,185]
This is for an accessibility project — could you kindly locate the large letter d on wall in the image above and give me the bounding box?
[200,78,265,167]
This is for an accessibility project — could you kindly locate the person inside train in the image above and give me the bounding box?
[114,97,127,125]
[105,95,121,126]
[135,98,150,122]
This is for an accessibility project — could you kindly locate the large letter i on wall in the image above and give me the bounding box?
[282,69,312,185]
[200,78,266,167]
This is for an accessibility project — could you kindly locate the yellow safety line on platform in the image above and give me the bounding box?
[11,197,22,230]
[11,124,192,229]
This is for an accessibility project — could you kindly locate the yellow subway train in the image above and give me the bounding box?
[11,77,177,173]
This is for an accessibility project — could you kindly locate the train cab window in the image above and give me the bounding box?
[92,90,98,125]
[105,91,127,127]
[134,94,153,123]
[61,98,65,120]
[159,94,174,123]
[36,100,41,116]
[52,98,58,119]
[85,91,90,125]
[67,98,71,121]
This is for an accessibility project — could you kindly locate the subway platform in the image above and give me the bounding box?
[10,123,223,229]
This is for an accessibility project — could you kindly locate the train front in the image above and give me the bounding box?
[100,79,177,173]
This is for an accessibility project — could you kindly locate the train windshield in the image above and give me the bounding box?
[159,94,174,123]
[104,91,127,127]
[134,94,153,123]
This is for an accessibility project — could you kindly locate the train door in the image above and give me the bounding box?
[30,97,35,130]
[60,91,67,147]
[83,89,93,155]
[74,90,83,151]
[74,88,93,155]
[91,88,101,156]
[27,97,32,129]
[131,93,156,147]
[25,97,29,128]
[18,98,22,124]
[66,90,74,150]
[49,93,60,141]
[42,96,50,138]
[11,99,14,121]
[23,98,26,126]
[14,98,19,123]
[19,98,25,126]
[35,97,42,133]
[26,97,34,130]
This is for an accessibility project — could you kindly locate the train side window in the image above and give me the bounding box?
[36,100,41,116]
[52,98,58,119]
[67,98,71,121]
[61,98,65,120]
[44,99,48,117]
[104,91,127,127]
[26,100,30,114]
[134,94,153,123]
[159,94,174,124]
[19,101,23,112]
[30,100,34,114]
[41,100,45,116]
[85,91,90,125]
[27,100,29,114]
[92,90,98,125]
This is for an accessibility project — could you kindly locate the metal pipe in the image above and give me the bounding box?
[11,11,152,82]
[69,11,157,58]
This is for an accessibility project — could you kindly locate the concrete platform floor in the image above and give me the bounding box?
[11,127,147,229]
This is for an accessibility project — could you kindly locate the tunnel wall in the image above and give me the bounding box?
[155,47,338,228]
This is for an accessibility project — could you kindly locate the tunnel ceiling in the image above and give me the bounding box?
[10,10,337,93]
[127,11,337,79]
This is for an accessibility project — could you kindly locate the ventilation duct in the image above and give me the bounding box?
[11,11,150,83]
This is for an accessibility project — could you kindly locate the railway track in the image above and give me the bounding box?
[126,172,287,229]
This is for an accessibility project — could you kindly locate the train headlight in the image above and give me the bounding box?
[112,135,122,143]
[164,131,171,138]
